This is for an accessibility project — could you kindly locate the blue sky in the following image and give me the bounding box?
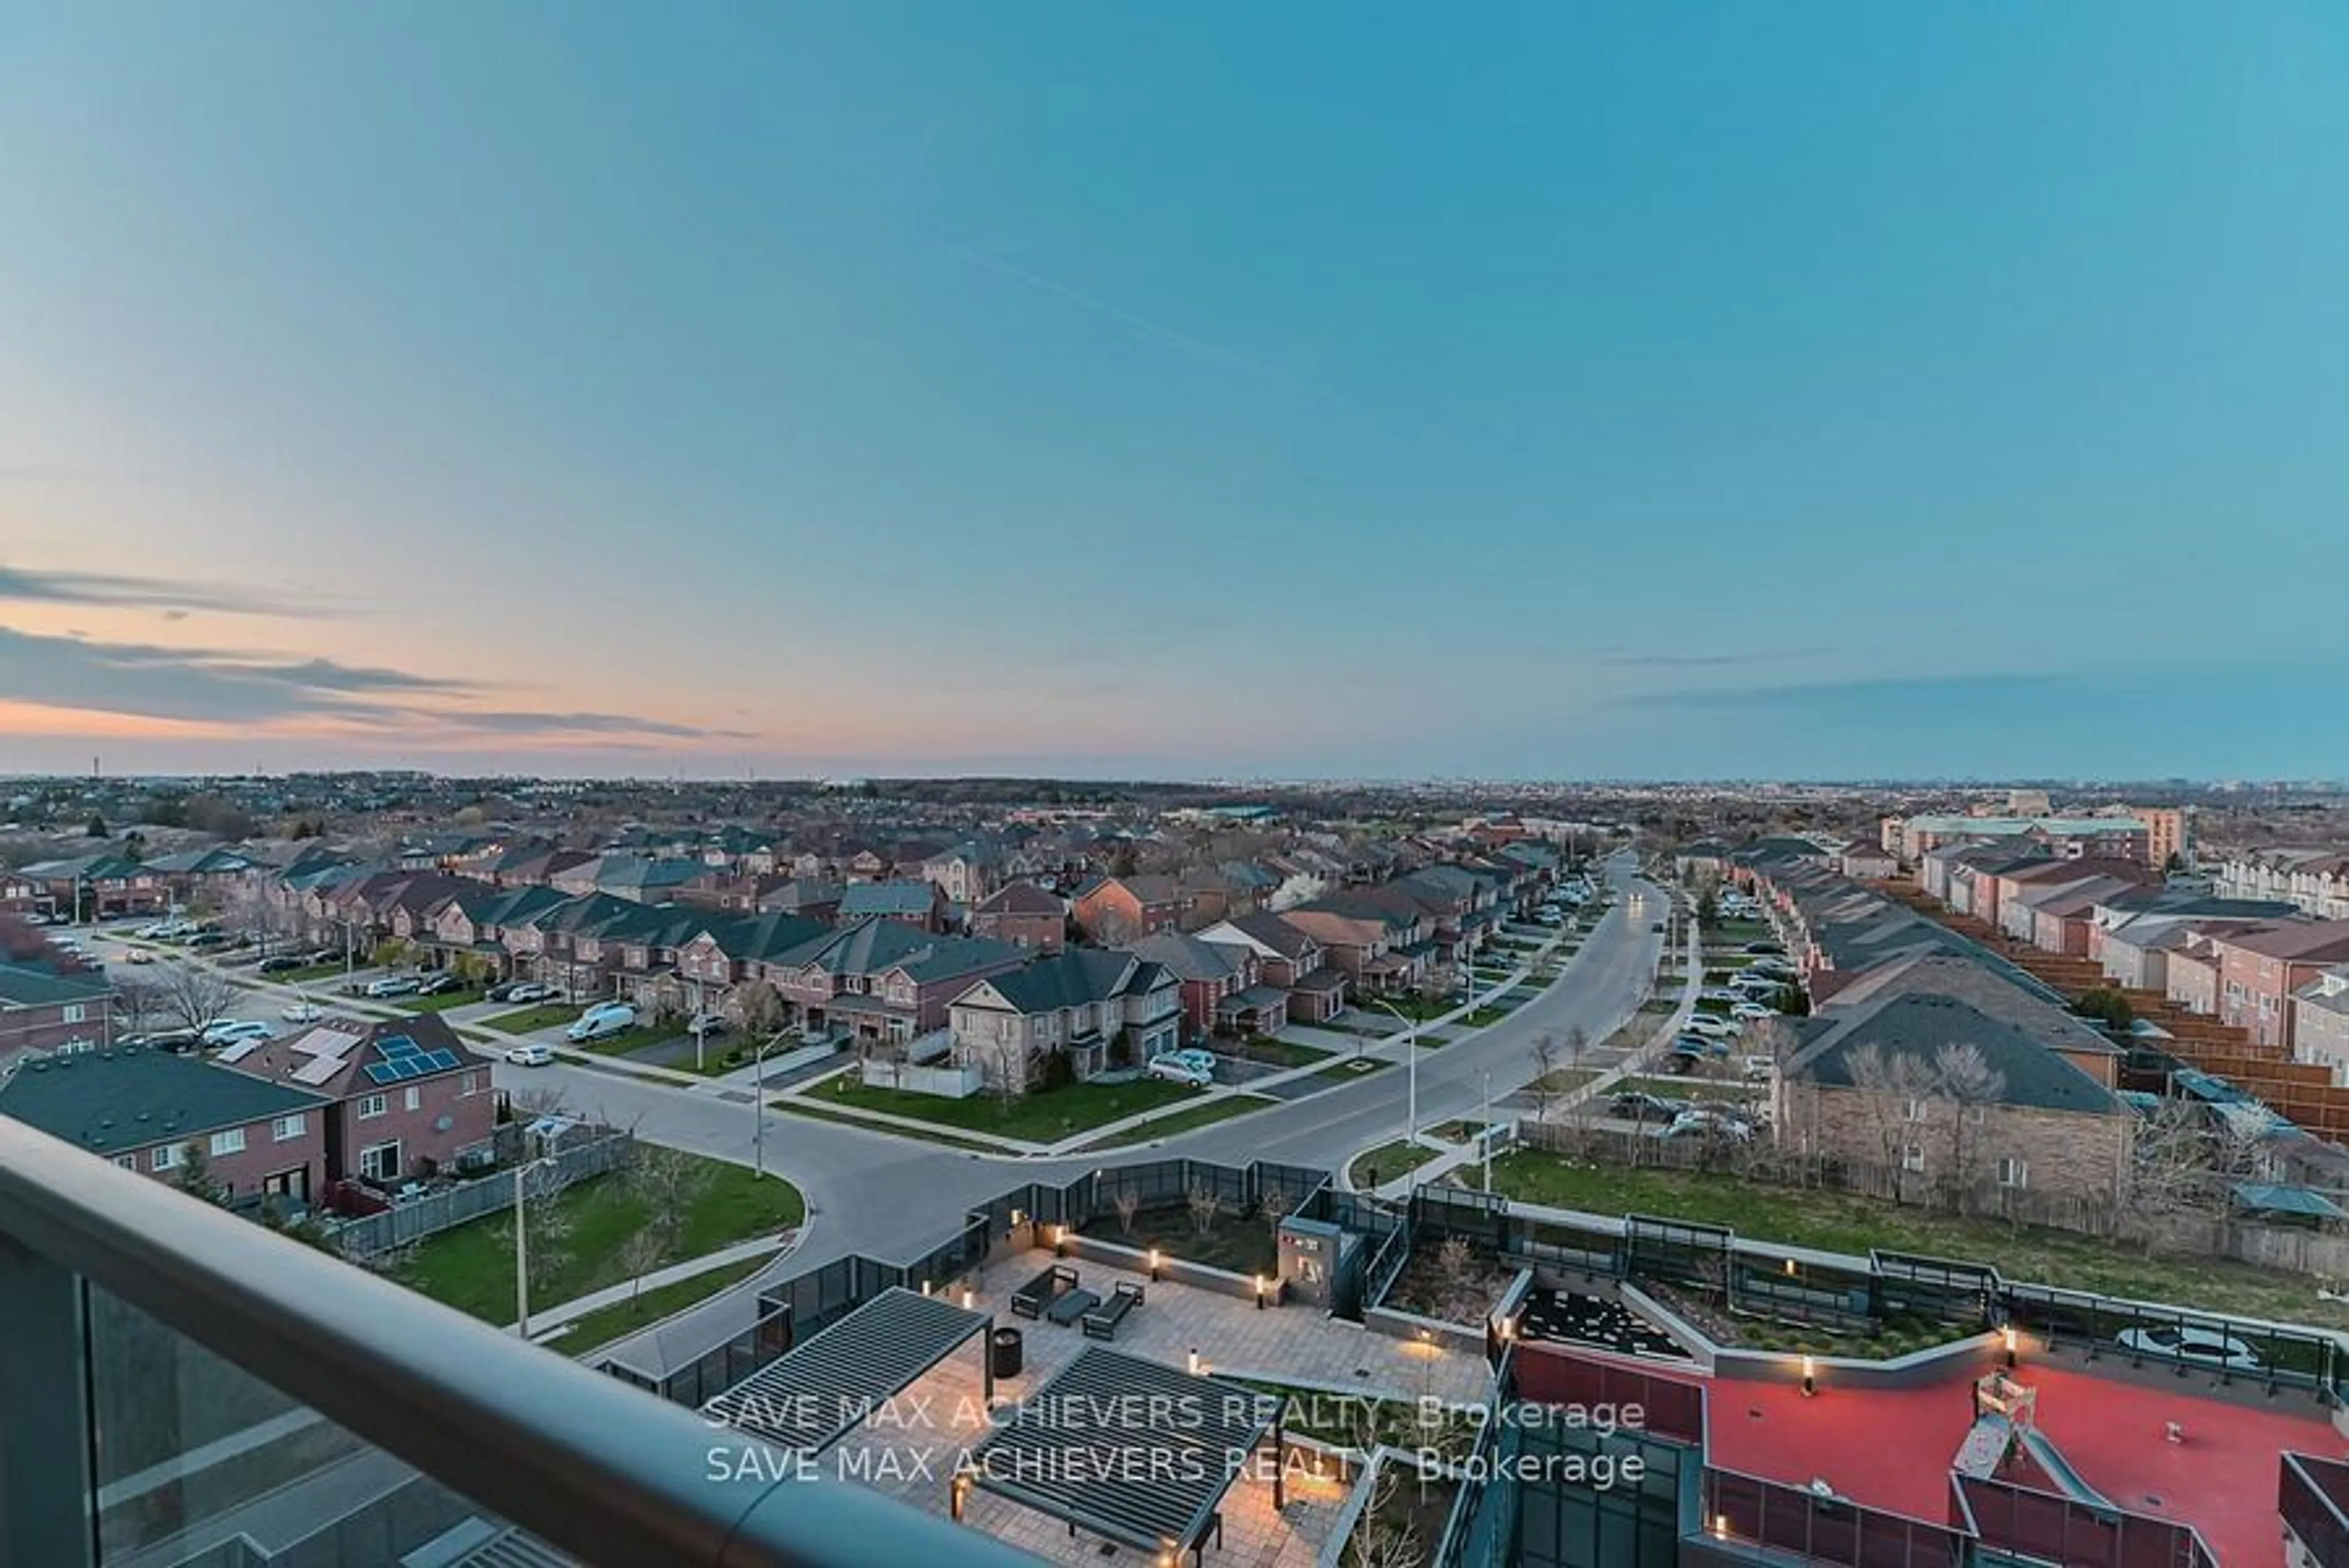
[1,4,2344,779]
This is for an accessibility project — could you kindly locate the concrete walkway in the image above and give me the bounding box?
[527,1228,797,1338]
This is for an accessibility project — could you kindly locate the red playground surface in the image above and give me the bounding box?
[1705,1361,2348,1568]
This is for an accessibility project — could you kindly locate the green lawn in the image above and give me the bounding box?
[819,1074,1203,1142]
[768,1099,1008,1153]
[1077,1094,1278,1150]
[398,986,491,1014]
[579,1023,683,1056]
[557,1254,771,1351]
[1348,1140,1441,1190]
[481,1003,580,1034]
[1463,1006,1508,1027]
[1226,1036,1335,1069]
[393,1157,804,1325]
[1483,1154,2349,1331]
[1527,1067,1597,1098]
[1367,995,1453,1023]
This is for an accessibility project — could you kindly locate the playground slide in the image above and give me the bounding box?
[1951,1413,2010,1479]
[2015,1428,2116,1510]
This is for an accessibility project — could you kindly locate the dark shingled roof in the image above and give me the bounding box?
[963,950,1169,1013]
[1789,993,2122,1116]
[0,1044,328,1155]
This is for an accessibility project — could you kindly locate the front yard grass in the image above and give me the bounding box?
[269,960,351,986]
[1077,1094,1278,1150]
[392,1156,803,1325]
[1463,1006,1508,1027]
[1226,1036,1334,1069]
[398,986,491,1015]
[1310,1056,1395,1082]
[1483,1153,2349,1331]
[558,1254,771,1351]
[1348,1140,1442,1191]
[820,1074,1201,1142]
[481,1002,579,1035]
[580,1023,684,1056]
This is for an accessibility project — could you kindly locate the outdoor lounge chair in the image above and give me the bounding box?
[1010,1263,1078,1320]
[1045,1287,1100,1327]
[1081,1281,1145,1340]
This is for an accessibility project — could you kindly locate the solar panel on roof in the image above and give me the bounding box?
[378,1036,420,1058]
[365,1062,398,1085]
[421,1049,461,1072]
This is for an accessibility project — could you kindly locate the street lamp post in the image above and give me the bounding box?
[1370,996,1420,1147]
[512,1155,554,1339]
[753,1033,772,1179]
[1481,1068,1493,1194]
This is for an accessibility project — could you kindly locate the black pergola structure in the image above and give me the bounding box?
[703,1287,992,1455]
[963,1347,1278,1566]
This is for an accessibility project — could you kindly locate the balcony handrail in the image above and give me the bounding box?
[0,1118,1037,1567]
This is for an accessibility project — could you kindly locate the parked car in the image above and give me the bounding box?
[2115,1326,2261,1369]
[1612,1091,1685,1121]
[1743,942,1785,955]
[124,946,155,964]
[413,972,462,996]
[258,954,305,973]
[507,1042,554,1066]
[1663,1109,1753,1142]
[187,932,233,950]
[1172,1047,1218,1077]
[282,1002,322,1025]
[1146,1053,1213,1088]
[1701,988,1743,1004]
[1685,1016,1739,1039]
[486,979,530,1003]
[1730,1001,1773,1020]
[566,1002,638,1042]
[125,1030,201,1053]
[201,1019,273,1047]
[506,982,556,1004]
[1740,1055,1776,1082]
[688,1011,729,1036]
[364,975,421,998]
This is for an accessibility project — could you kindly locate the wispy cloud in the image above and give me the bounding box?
[445,710,754,741]
[1619,671,2063,712]
[927,237,1316,394]
[0,625,742,743]
[0,563,328,619]
[1595,647,1831,669]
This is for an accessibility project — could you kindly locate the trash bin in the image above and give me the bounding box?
[992,1326,1024,1379]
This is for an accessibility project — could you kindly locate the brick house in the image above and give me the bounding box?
[2292,967,2349,1085]
[2206,921,2349,1053]
[761,920,1026,1048]
[1272,907,1425,995]
[1195,913,1349,1023]
[13,851,168,920]
[0,1044,328,1209]
[946,951,1182,1090]
[919,843,1001,908]
[968,880,1067,954]
[1121,929,1257,1042]
[0,960,115,1069]
[221,1014,497,1189]
[1070,875,1189,943]
[1776,990,2134,1211]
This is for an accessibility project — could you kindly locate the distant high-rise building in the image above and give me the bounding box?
[2005,789,2053,817]
[2129,806,2192,869]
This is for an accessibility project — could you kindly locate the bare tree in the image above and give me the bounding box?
[1260,1185,1293,1239]
[2126,1097,2219,1246]
[152,962,245,1033]
[1524,1032,1562,1122]
[1186,1184,1222,1238]
[728,978,787,1041]
[614,1228,669,1324]
[1346,1460,1423,1568]
[1933,1042,2006,1206]
[1434,1234,1486,1323]
[1113,1186,1141,1237]
[1842,1042,1935,1204]
[630,1144,711,1262]
[499,1183,573,1310]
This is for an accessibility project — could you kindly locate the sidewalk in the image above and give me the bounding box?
[525,1228,797,1337]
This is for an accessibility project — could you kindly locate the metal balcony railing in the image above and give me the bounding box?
[0,1117,1039,1567]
